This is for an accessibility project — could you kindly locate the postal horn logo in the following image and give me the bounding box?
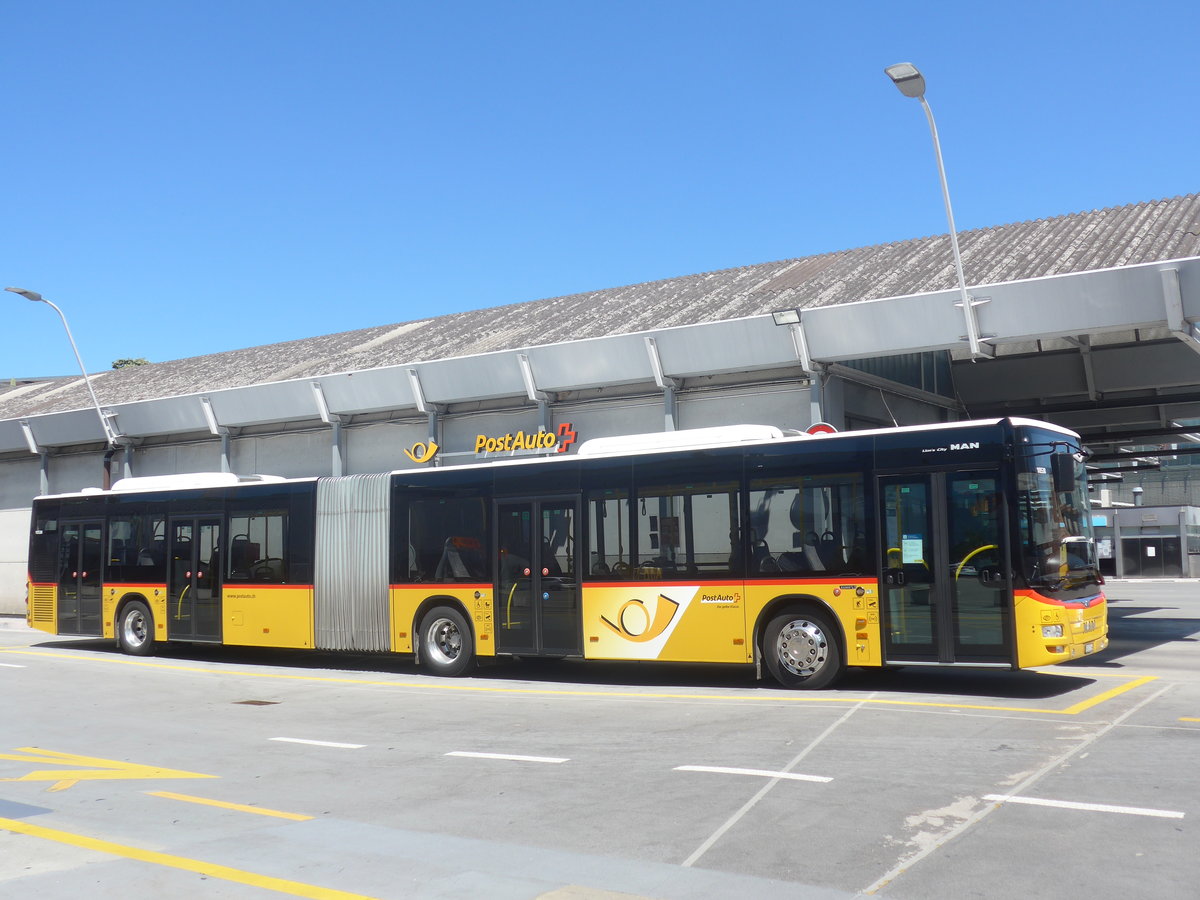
[600,594,680,643]
[403,441,439,464]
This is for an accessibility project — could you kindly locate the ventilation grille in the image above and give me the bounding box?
[29,585,56,625]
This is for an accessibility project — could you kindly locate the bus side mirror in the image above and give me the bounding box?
[1051,454,1076,494]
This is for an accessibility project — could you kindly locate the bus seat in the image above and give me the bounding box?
[776,551,810,573]
[230,537,260,576]
[786,532,826,572]
[435,537,484,581]
[817,531,843,569]
[138,540,166,567]
[751,539,777,573]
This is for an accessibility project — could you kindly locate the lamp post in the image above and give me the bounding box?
[7,287,122,485]
[883,62,988,359]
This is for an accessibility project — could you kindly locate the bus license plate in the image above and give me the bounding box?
[1084,642,1095,654]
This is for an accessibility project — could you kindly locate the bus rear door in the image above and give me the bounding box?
[167,516,223,642]
[495,498,581,657]
[57,519,104,636]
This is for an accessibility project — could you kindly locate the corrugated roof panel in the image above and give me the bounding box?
[4,194,1200,423]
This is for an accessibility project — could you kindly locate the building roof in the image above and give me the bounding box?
[4,192,1199,421]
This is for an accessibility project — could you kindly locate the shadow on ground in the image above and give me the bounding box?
[30,636,1097,702]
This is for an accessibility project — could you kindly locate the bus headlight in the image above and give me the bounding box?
[1042,625,1064,638]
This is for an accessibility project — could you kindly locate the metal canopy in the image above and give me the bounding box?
[3,255,1197,454]
[801,256,1200,360]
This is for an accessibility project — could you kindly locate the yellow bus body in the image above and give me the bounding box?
[29,576,1106,673]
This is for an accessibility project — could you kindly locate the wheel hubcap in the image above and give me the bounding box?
[123,612,146,646]
[776,619,827,677]
[429,618,461,662]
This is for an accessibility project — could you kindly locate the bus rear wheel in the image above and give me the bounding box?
[418,606,474,677]
[117,600,156,657]
[764,609,843,689]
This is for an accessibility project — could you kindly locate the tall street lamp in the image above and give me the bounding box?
[884,62,989,359]
[7,287,123,485]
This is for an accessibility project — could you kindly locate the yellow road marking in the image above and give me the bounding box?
[0,816,378,899]
[1056,675,1161,715]
[1,648,1157,716]
[148,790,312,820]
[0,747,215,792]
[1181,717,1200,723]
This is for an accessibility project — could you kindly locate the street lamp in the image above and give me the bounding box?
[884,62,988,359]
[6,287,122,452]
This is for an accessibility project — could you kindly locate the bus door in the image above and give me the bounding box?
[167,516,223,642]
[878,470,1011,665]
[57,519,104,635]
[494,498,581,656]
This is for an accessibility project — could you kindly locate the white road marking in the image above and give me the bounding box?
[675,765,832,784]
[984,794,1185,819]
[862,682,1173,895]
[0,663,25,668]
[445,751,568,764]
[682,693,876,869]
[269,737,365,749]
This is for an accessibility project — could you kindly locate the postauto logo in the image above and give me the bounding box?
[474,422,578,456]
[600,593,681,643]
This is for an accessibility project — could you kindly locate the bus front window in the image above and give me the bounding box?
[1016,438,1101,601]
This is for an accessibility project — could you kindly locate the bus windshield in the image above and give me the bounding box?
[1015,431,1102,601]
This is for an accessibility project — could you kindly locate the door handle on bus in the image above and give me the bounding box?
[978,567,1006,585]
[883,568,906,586]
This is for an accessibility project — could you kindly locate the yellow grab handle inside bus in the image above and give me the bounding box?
[955,544,999,580]
[506,582,519,629]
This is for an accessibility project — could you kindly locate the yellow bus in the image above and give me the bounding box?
[25,418,1107,689]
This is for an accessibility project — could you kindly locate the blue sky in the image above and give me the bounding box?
[3,1,1196,377]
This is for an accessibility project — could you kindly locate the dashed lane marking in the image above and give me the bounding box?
[446,751,568,763]
[675,765,831,783]
[983,794,1185,819]
[270,738,365,749]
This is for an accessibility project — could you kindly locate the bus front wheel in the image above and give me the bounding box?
[117,601,156,657]
[418,606,475,677]
[764,609,843,689]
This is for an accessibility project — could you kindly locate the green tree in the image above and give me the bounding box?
[111,358,149,369]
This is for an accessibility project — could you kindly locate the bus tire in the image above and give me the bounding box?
[418,606,474,677]
[763,609,843,689]
[117,600,156,657]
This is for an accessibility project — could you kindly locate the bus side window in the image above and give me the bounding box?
[587,490,632,578]
[103,514,166,582]
[407,497,488,583]
[633,481,739,580]
[749,473,867,576]
[226,512,288,583]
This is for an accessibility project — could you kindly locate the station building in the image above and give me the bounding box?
[2,193,1199,612]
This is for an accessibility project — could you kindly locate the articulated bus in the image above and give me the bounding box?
[25,418,1107,689]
